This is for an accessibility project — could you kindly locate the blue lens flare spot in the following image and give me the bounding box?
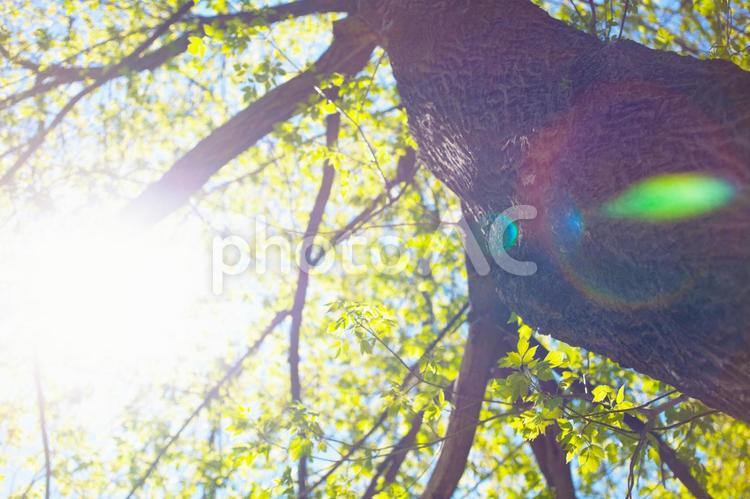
[502,216,519,250]
[486,213,519,255]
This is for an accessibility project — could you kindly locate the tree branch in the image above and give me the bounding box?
[586,0,598,37]
[622,413,712,499]
[289,110,340,497]
[0,0,353,110]
[563,376,711,498]
[618,0,630,39]
[1,1,195,186]
[421,256,514,498]
[32,352,51,499]
[302,298,468,495]
[192,0,352,26]
[362,410,424,498]
[126,147,413,496]
[423,233,575,498]
[123,18,375,225]
[527,426,577,498]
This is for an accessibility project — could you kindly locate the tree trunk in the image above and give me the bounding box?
[362,0,750,421]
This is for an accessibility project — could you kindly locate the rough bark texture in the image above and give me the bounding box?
[362,0,750,421]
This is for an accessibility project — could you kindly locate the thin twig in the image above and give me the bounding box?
[33,351,51,499]
[586,0,598,37]
[618,0,630,39]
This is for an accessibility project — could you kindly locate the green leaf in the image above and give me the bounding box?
[329,72,345,86]
[187,36,206,57]
[592,385,611,403]
[320,99,337,115]
[579,445,604,474]
[500,351,524,368]
[616,385,625,405]
[522,345,538,362]
[289,437,310,460]
[544,350,566,368]
[507,311,521,325]
[518,324,533,340]
[507,372,531,400]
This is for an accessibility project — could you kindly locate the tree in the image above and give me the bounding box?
[364,0,750,422]
[1,0,748,497]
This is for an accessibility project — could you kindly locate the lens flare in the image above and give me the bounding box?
[602,173,735,222]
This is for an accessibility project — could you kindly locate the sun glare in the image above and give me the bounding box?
[0,214,208,413]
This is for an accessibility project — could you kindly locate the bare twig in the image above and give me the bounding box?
[626,437,646,498]
[618,0,630,40]
[586,0,598,37]
[33,352,51,499]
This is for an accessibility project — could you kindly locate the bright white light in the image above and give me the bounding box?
[0,214,207,415]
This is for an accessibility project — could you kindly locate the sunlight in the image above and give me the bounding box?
[0,214,207,406]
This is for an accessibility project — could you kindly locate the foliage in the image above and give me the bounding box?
[0,0,747,497]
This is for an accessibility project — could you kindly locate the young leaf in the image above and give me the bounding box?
[188,36,206,57]
[592,385,611,403]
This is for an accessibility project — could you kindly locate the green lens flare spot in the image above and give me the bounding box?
[493,215,518,250]
[602,173,735,222]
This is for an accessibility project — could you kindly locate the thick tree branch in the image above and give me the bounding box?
[192,0,352,26]
[527,426,577,498]
[374,0,750,422]
[424,231,575,498]
[289,111,340,496]
[124,18,375,225]
[421,257,513,498]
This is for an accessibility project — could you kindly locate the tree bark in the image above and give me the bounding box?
[362,0,750,422]
[421,256,512,498]
[527,425,576,499]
